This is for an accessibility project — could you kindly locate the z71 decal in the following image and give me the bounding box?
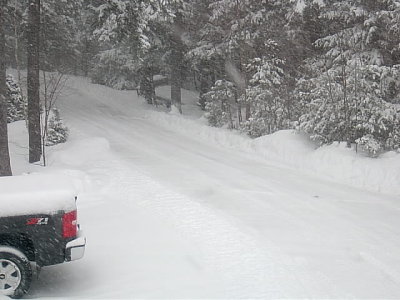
[26,217,49,225]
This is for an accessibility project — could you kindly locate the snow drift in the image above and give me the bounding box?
[147,111,400,196]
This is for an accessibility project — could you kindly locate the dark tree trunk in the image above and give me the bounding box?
[0,0,12,176]
[27,0,41,163]
[140,66,155,105]
[198,60,211,110]
[170,12,183,114]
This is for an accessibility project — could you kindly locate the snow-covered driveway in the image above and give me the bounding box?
[15,78,400,298]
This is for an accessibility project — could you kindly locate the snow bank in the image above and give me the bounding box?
[147,111,400,196]
[49,137,111,167]
[252,131,400,195]
[0,174,77,217]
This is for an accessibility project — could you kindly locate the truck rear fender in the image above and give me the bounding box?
[0,233,35,261]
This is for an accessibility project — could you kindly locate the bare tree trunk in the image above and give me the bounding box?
[140,66,155,105]
[41,71,48,166]
[0,0,12,176]
[27,0,41,163]
[40,72,67,166]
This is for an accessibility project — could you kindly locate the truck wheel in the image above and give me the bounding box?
[0,247,32,299]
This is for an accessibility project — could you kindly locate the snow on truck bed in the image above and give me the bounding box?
[0,174,77,217]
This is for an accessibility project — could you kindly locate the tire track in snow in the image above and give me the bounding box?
[58,82,326,298]
[98,158,308,298]
[60,78,351,297]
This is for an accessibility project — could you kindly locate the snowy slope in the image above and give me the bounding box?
[6,77,400,299]
[146,97,400,196]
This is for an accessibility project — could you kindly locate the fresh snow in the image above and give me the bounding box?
[4,75,400,298]
[0,174,77,217]
[147,108,400,196]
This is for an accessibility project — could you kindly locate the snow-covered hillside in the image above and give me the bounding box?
[6,77,400,298]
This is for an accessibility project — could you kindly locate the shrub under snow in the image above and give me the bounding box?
[6,74,26,123]
[45,108,69,146]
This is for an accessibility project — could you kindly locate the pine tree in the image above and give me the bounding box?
[45,108,68,146]
[6,75,26,123]
[40,0,83,73]
[297,0,400,154]
[241,54,291,137]
[6,0,26,74]
[204,79,237,128]
[192,0,297,132]
[142,0,191,112]
[186,0,224,109]
[90,0,146,91]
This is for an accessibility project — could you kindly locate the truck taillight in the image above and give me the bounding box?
[63,210,77,238]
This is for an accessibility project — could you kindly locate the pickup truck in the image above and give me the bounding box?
[0,174,86,298]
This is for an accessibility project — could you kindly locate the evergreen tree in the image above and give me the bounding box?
[45,108,68,146]
[204,79,237,128]
[193,0,297,131]
[40,0,83,73]
[90,0,147,91]
[6,75,26,123]
[241,54,291,137]
[297,0,400,154]
[186,0,225,109]
[5,0,27,72]
[4,0,395,156]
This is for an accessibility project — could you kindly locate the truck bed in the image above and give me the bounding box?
[0,174,77,217]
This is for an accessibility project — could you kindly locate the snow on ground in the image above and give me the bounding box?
[5,76,400,298]
[147,90,400,196]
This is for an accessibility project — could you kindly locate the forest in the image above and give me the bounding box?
[1,0,400,177]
